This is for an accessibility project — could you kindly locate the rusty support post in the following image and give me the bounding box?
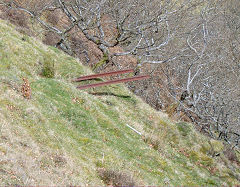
[77,75,150,90]
[73,69,134,82]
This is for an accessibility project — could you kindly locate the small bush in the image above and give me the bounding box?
[41,55,55,78]
[98,168,135,186]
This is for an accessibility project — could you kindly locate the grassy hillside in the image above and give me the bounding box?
[0,19,239,185]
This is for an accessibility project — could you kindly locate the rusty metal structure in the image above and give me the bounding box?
[74,69,134,82]
[74,69,150,90]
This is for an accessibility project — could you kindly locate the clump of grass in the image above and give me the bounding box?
[41,54,55,78]
[143,135,162,151]
[200,142,212,154]
[98,168,135,186]
[52,154,67,167]
[189,150,200,162]
[210,139,224,153]
[189,150,214,167]
[176,122,192,137]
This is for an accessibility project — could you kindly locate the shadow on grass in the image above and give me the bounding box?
[88,92,131,99]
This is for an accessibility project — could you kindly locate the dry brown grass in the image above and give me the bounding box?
[0,109,87,185]
[223,146,239,164]
[0,9,28,28]
[98,168,135,186]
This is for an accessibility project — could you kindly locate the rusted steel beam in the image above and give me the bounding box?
[77,75,150,90]
[73,69,134,82]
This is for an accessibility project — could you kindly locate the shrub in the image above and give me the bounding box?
[41,55,55,78]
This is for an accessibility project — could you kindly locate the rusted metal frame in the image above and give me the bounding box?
[77,75,150,90]
[73,69,134,82]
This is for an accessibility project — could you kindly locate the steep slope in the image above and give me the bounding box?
[0,19,239,185]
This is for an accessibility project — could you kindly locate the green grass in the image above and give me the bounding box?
[0,19,239,185]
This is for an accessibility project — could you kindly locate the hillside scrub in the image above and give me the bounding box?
[0,19,240,185]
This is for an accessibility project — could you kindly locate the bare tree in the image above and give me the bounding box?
[124,0,240,148]
[0,0,198,65]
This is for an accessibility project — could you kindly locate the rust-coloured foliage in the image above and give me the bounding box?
[21,77,31,99]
